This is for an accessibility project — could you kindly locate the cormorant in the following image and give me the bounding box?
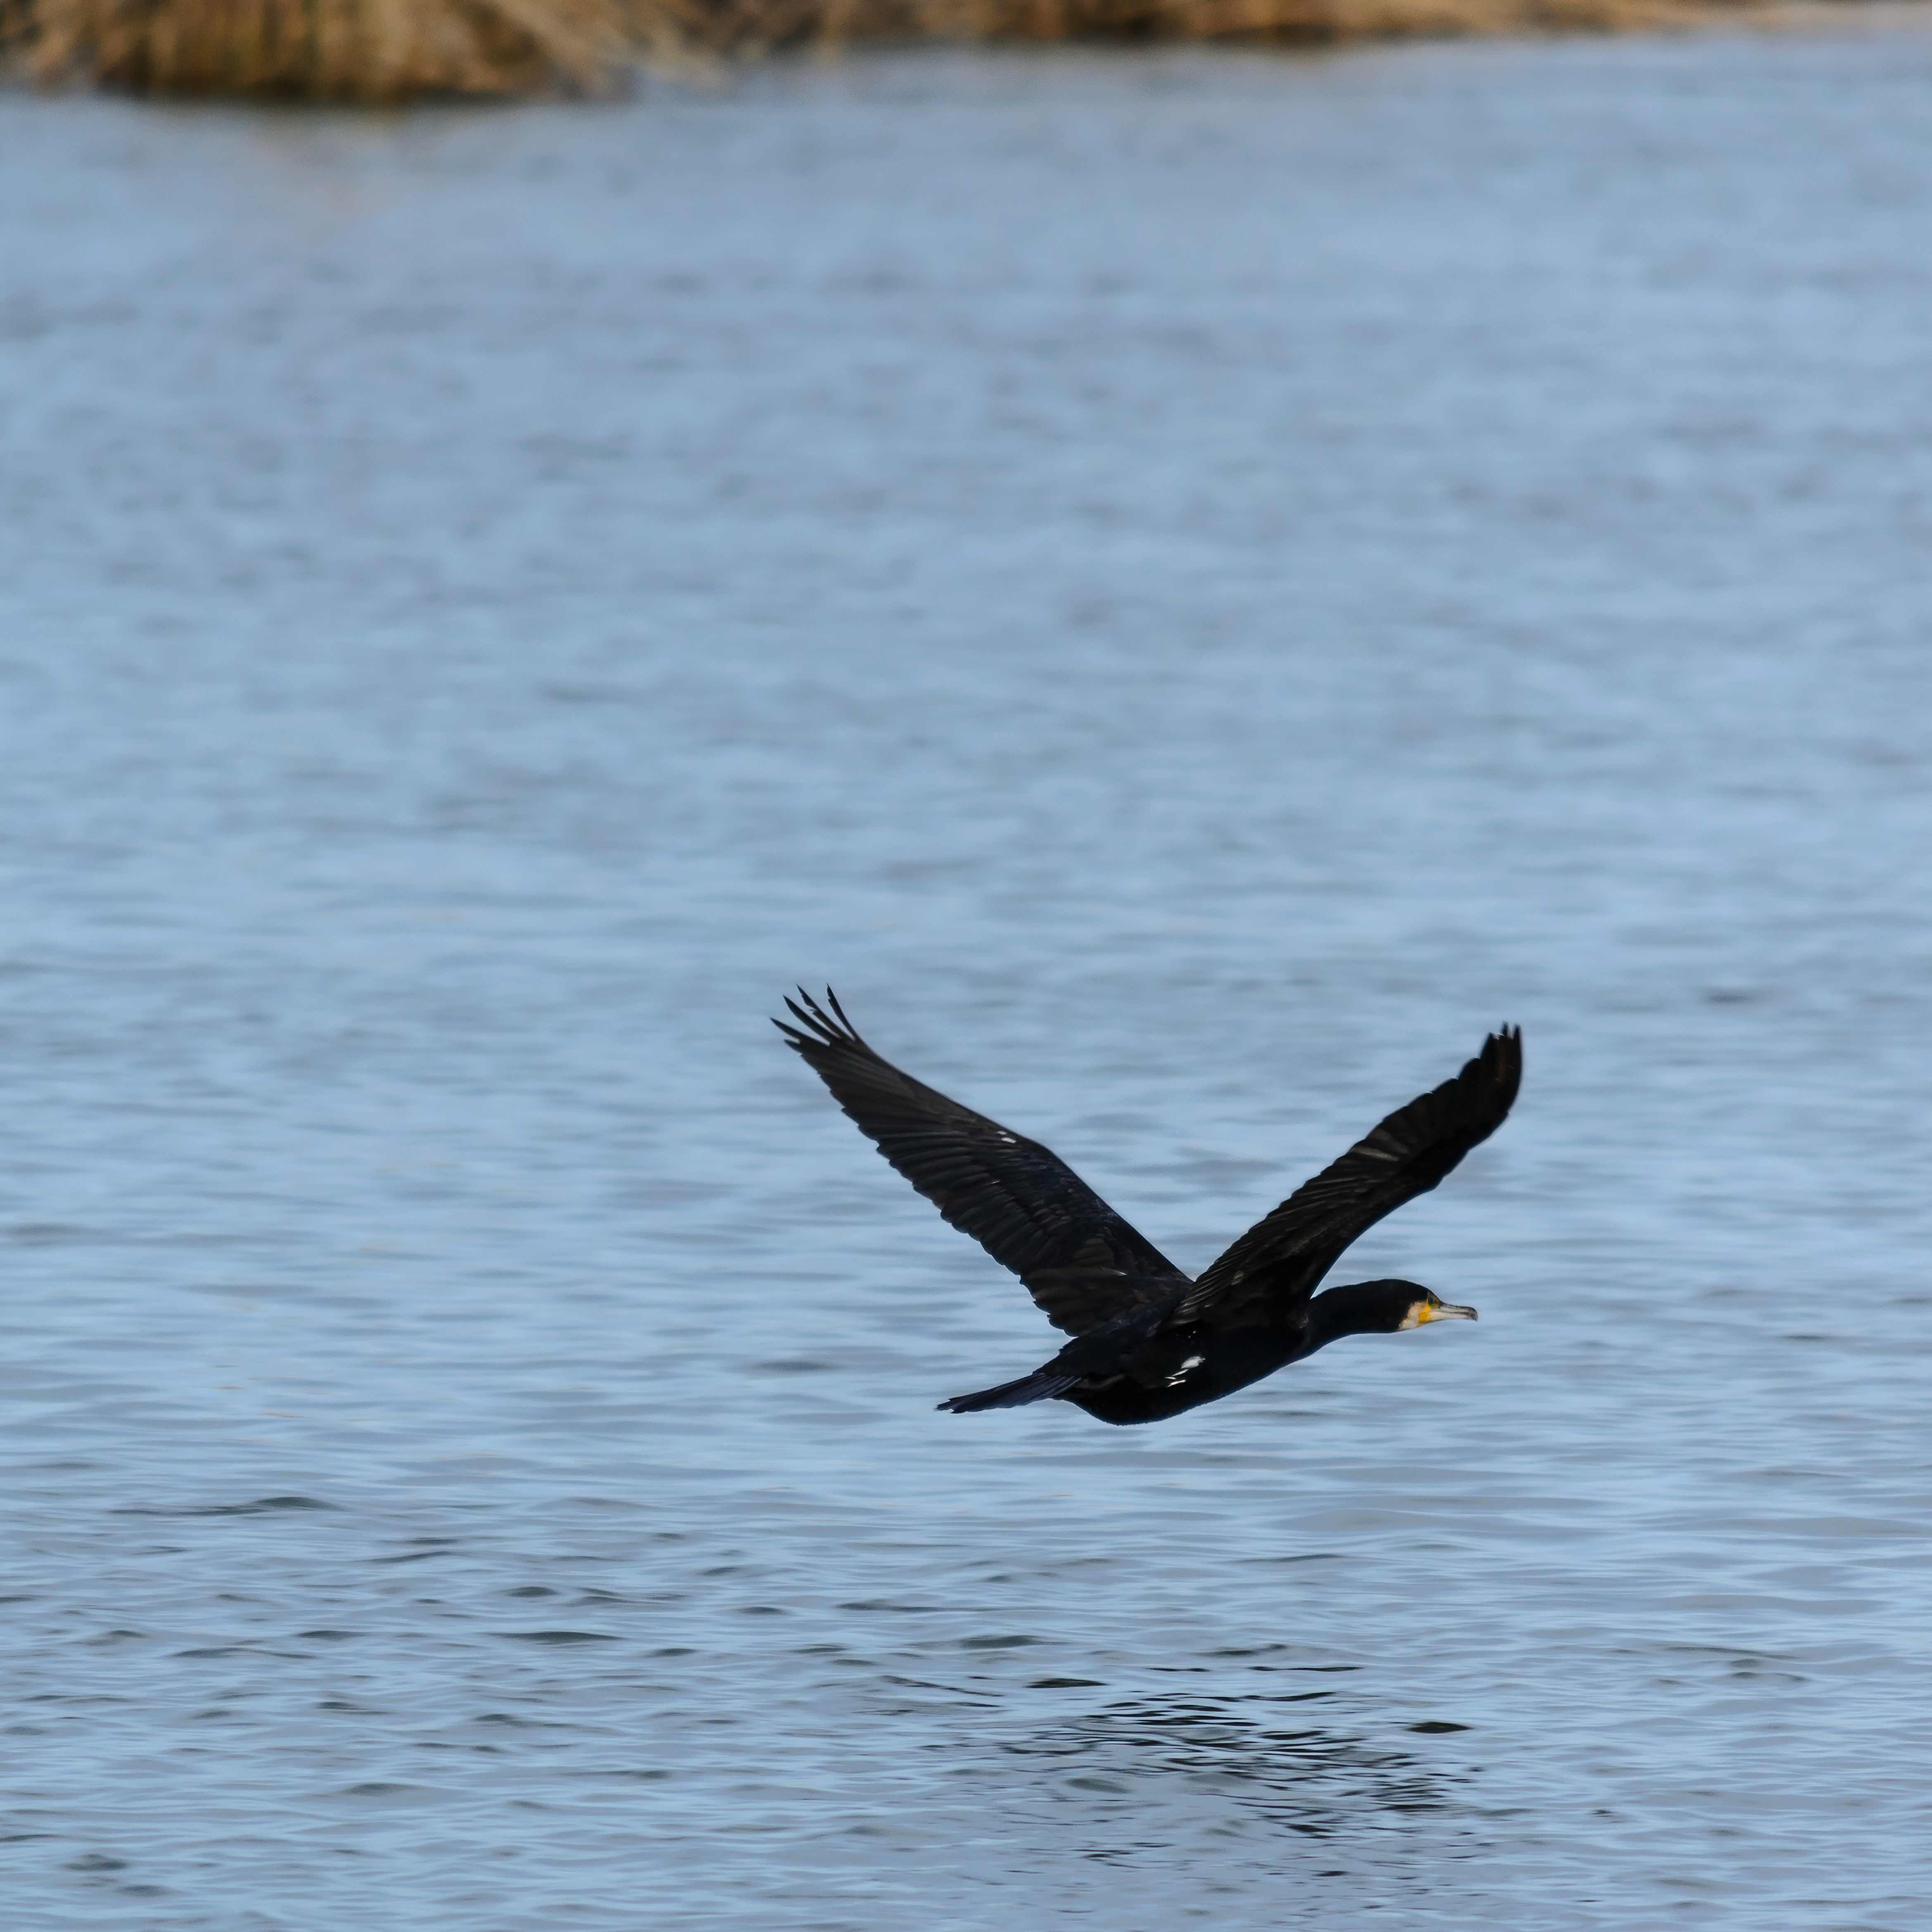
[775,990,1520,1426]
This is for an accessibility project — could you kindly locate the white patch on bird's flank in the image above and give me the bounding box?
[1164,1354,1206,1386]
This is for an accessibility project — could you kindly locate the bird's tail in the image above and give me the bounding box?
[938,1369,1081,1414]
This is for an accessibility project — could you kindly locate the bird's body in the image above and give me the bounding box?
[1057,1316,1290,1427]
[775,991,1520,1426]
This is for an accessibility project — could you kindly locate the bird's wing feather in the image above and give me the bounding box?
[1177,1028,1521,1322]
[776,989,1191,1336]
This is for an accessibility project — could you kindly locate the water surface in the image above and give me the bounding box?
[3,31,1932,1929]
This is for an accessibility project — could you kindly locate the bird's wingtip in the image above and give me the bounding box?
[774,984,865,1053]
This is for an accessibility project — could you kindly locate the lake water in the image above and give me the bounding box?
[3,26,1932,1928]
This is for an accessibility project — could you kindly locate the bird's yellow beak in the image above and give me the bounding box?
[1419,1300,1478,1323]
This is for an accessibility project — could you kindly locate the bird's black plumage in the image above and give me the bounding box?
[776,989,1520,1426]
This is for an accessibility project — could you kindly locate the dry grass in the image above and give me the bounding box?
[0,0,1837,101]
[0,0,640,95]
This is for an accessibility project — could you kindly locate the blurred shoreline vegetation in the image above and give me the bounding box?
[0,0,1892,103]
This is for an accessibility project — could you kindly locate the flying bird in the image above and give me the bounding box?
[775,990,1520,1426]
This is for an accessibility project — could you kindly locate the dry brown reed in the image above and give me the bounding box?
[0,0,1803,102]
[0,0,640,95]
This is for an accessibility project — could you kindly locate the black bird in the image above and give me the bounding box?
[775,990,1521,1426]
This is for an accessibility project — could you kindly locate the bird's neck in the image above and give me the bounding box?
[1302,1282,1393,1352]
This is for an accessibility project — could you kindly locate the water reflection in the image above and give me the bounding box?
[1008,1689,1465,1840]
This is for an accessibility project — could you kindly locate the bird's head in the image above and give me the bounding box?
[1393,1283,1479,1330]
[1313,1278,1479,1339]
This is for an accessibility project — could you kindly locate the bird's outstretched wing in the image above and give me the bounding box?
[1177,1028,1522,1323]
[775,989,1190,1336]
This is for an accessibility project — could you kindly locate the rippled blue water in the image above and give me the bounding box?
[4,29,1932,1928]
